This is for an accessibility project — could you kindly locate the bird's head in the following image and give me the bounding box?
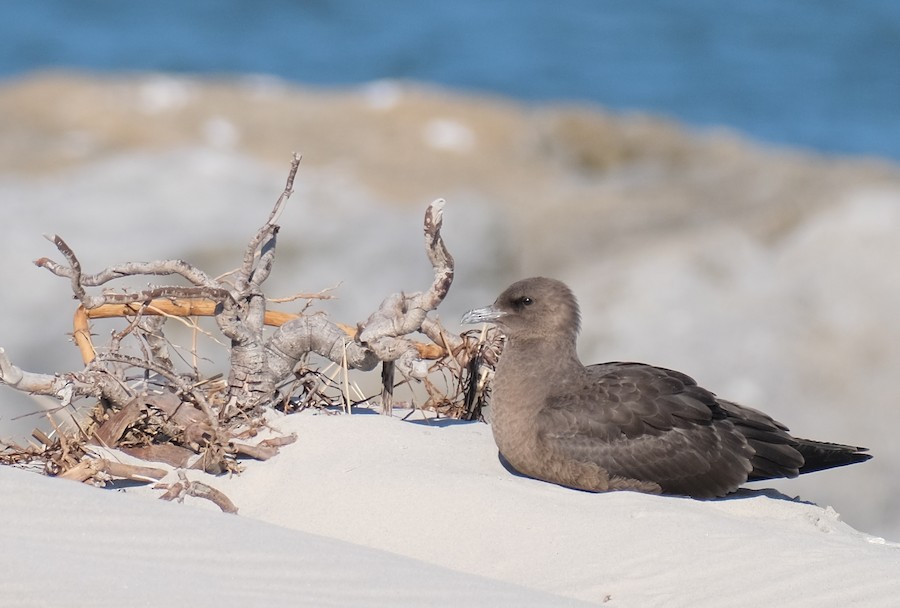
[461,277,581,343]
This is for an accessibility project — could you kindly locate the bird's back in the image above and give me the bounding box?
[533,362,869,496]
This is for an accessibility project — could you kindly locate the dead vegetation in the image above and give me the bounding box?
[0,154,503,511]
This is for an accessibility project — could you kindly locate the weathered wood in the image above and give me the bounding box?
[121,444,197,468]
[1,158,473,498]
[158,471,238,514]
[58,457,167,483]
[257,434,297,449]
[229,442,279,461]
[76,299,445,366]
[381,361,395,416]
[93,398,143,446]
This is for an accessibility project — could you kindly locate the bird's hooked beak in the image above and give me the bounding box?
[461,305,506,325]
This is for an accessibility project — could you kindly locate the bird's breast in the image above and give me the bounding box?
[488,350,558,474]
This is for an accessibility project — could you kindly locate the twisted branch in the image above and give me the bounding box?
[357,199,455,378]
[36,256,220,290]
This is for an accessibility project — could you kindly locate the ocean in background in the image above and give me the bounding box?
[1,0,899,160]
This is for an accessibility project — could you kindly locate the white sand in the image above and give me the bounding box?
[0,452,582,607]
[3,410,896,607]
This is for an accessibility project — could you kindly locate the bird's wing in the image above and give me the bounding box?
[713,399,805,480]
[535,362,757,497]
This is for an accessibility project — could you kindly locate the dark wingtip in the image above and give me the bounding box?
[794,439,873,475]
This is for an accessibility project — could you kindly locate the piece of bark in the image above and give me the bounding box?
[93,398,144,446]
[120,444,197,468]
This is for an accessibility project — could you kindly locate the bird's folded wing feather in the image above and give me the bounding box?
[534,362,755,497]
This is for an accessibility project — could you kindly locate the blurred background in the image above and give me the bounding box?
[0,1,898,539]
[3,0,900,158]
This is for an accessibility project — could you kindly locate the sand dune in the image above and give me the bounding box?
[5,410,893,606]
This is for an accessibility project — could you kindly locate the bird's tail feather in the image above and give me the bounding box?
[793,438,872,475]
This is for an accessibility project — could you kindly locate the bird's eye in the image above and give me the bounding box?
[521,297,533,306]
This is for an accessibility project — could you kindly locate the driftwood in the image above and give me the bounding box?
[157,470,239,514]
[59,457,167,484]
[0,154,498,501]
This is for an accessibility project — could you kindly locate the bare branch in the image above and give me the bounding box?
[359,199,455,344]
[37,234,87,302]
[251,229,279,291]
[158,470,238,514]
[356,199,456,378]
[267,314,379,378]
[359,292,423,343]
[0,348,25,388]
[234,154,301,298]
[37,257,219,290]
[268,152,302,225]
[0,347,133,407]
[268,282,341,304]
[422,199,454,309]
[135,315,174,369]
[59,457,167,483]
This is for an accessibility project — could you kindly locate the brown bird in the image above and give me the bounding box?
[462,277,871,498]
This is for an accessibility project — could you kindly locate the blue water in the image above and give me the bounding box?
[2,1,899,159]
